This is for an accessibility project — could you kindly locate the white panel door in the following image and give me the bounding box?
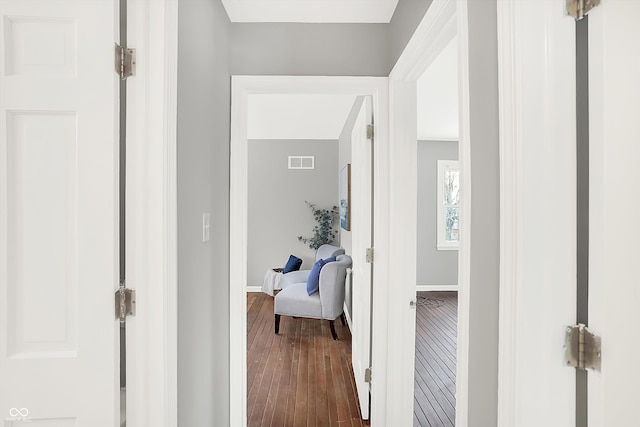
[0,1,119,426]
[350,96,373,420]
[588,1,640,425]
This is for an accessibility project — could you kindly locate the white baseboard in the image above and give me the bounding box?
[246,286,263,293]
[416,284,459,292]
[343,302,353,332]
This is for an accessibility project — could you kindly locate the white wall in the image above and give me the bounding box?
[417,37,459,140]
[247,139,339,286]
[248,94,357,140]
[417,140,458,286]
[337,96,365,319]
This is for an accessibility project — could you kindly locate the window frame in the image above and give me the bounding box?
[436,159,460,250]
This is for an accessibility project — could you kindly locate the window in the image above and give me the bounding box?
[437,160,460,250]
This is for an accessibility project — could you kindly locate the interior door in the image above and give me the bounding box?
[588,1,640,425]
[350,96,373,420]
[0,1,119,425]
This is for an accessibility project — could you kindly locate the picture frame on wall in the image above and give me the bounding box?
[340,164,351,231]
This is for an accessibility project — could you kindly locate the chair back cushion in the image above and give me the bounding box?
[315,244,345,262]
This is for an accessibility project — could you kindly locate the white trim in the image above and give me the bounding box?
[245,286,263,293]
[386,0,466,425]
[126,0,178,425]
[454,2,471,424]
[496,1,520,424]
[230,76,389,427]
[496,1,577,426]
[390,0,456,80]
[416,284,459,292]
[343,302,353,331]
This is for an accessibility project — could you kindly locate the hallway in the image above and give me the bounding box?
[247,293,369,427]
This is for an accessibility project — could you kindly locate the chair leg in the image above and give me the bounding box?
[275,314,281,335]
[329,320,338,340]
[340,312,346,326]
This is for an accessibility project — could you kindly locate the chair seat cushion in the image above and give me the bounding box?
[274,283,322,319]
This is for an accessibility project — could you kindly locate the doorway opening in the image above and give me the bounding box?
[243,93,365,424]
[230,77,388,426]
[413,34,460,426]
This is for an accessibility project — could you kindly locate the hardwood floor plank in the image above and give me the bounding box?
[247,293,368,427]
[414,291,458,427]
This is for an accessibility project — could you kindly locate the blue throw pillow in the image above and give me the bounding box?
[306,258,327,295]
[283,255,303,274]
[323,256,337,264]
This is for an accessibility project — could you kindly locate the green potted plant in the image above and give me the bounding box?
[298,201,339,250]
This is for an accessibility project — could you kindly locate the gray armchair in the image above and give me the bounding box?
[279,244,345,290]
[274,254,352,340]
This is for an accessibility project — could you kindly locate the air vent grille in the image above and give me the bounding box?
[288,156,315,170]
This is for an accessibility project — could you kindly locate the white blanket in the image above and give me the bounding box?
[261,269,283,296]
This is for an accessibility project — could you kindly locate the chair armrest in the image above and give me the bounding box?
[318,262,347,320]
[280,269,311,289]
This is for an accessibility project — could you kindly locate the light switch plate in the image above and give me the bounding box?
[202,213,210,242]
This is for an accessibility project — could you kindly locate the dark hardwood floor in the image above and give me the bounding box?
[414,291,458,427]
[247,292,369,427]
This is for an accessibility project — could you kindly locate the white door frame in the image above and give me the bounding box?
[125,0,178,425]
[386,0,465,425]
[496,1,577,425]
[229,75,389,427]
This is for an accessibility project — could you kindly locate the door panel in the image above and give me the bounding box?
[350,96,373,420]
[0,1,118,425]
[588,1,640,425]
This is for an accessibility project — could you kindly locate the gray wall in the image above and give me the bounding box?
[248,139,339,286]
[389,0,435,68]
[417,140,458,285]
[337,96,365,319]
[177,0,230,425]
[231,24,389,76]
[175,0,441,424]
[465,2,500,426]
[230,0,435,77]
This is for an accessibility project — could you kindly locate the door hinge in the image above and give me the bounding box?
[566,0,601,20]
[367,124,374,140]
[564,323,601,371]
[116,286,136,322]
[115,43,136,80]
[366,248,374,263]
[364,367,372,383]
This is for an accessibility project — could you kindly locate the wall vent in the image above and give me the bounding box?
[288,156,315,170]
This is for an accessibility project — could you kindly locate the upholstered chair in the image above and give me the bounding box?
[274,254,352,340]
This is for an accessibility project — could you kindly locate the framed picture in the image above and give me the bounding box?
[339,164,351,231]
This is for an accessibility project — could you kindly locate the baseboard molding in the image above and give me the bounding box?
[416,284,459,292]
[246,286,263,293]
[343,302,353,332]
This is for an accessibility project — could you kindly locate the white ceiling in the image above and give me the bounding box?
[417,36,459,141]
[221,0,399,23]
[247,94,358,140]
